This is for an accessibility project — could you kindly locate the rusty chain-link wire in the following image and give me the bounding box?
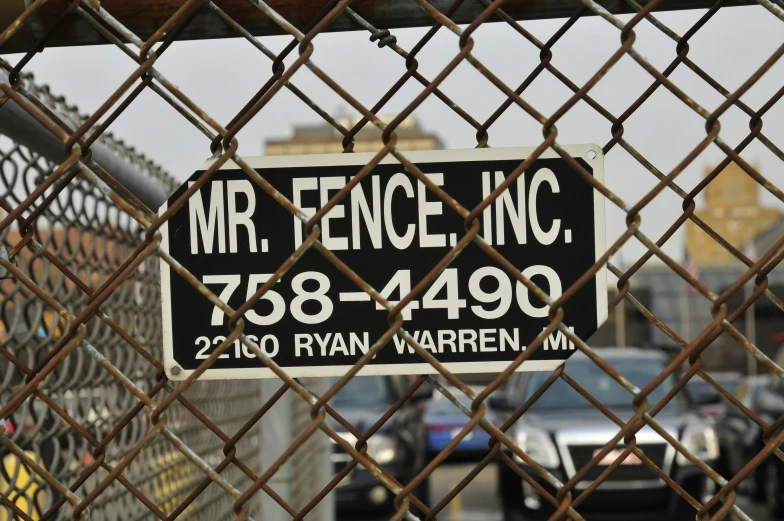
[0,0,783,520]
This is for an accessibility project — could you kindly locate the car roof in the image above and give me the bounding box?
[567,347,668,363]
[686,371,742,383]
[434,385,485,398]
[506,348,671,393]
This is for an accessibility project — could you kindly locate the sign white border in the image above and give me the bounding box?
[160,145,607,380]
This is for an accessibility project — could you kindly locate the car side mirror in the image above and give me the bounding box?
[488,395,514,411]
[692,393,723,406]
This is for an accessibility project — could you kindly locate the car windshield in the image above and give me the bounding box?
[331,376,391,408]
[687,378,737,401]
[524,357,684,410]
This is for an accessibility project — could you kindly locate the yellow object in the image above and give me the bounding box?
[0,451,45,521]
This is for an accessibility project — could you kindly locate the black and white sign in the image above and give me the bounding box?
[160,147,607,380]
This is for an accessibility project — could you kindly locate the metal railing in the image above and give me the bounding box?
[0,1,783,520]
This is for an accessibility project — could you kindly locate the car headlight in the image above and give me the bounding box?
[367,435,398,464]
[514,428,560,468]
[678,424,719,465]
[336,432,398,464]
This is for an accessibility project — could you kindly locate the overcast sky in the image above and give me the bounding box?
[7,5,784,269]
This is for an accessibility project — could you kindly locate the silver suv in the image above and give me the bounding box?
[493,348,719,521]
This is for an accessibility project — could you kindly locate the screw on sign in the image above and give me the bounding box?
[159,146,607,379]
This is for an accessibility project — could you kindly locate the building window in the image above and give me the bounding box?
[728,220,739,232]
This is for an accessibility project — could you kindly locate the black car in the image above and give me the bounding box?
[758,374,784,521]
[328,375,431,514]
[713,366,784,520]
[712,375,770,499]
[492,348,719,521]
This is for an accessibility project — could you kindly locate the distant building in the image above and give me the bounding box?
[628,264,784,372]
[265,115,444,156]
[744,216,784,262]
[685,162,781,266]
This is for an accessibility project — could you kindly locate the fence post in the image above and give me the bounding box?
[259,378,335,521]
[259,379,293,521]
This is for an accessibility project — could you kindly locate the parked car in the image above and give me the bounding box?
[758,375,784,520]
[424,385,496,459]
[686,372,741,420]
[713,345,784,520]
[492,348,719,521]
[328,375,431,514]
[712,374,771,501]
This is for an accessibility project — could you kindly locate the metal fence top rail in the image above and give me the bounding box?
[0,0,757,54]
[0,0,783,520]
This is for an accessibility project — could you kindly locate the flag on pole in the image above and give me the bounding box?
[683,253,700,296]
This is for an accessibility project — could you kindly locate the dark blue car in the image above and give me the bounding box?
[425,386,495,459]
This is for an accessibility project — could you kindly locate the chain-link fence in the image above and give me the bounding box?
[0,1,783,520]
[0,70,274,521]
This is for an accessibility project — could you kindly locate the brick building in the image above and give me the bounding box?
[685,162,780,266]
[265,115,443,155]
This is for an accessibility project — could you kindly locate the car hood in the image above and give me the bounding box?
[516,407,697,442]
[425,412,497,427]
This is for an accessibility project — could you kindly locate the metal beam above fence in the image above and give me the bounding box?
[0,0,755,54]
[2,0,783,520]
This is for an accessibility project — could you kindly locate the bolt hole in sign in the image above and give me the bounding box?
[159,146,606,380]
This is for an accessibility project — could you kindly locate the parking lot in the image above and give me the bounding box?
[363,461,772,521]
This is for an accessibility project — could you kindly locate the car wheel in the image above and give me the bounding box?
[417,476,430,506]
[765,459,784,520]
[503,507,526,521]
[412,476,430,516]
[752,463,767,501]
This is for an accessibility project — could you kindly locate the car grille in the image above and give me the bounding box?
[567,444,668,482]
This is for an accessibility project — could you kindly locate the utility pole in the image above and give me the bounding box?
[744,282,758,376]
